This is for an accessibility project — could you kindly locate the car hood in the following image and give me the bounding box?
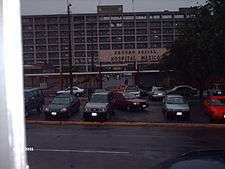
[153,91,166,95]
[166,104,190,111]
[49,104,69,111]
[210,106,225,113]
[85,102,108,109]
[128,99,146,103]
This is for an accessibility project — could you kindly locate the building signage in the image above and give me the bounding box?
[99,48,168,63]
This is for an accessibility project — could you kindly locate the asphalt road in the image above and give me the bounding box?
[26,124,225,169]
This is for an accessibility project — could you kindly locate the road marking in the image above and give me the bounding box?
[26,120,225,129]
[30,148,130,155]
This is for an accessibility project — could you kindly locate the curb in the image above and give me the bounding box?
[26,120,225,129]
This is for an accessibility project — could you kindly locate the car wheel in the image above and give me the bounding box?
[45,114,51,120]
[127,106,131,111]
[165,112,171,120]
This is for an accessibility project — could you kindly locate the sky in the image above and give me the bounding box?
[20,0,207,15]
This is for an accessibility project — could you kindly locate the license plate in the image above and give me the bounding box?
[142,105,147,108]
[51,112,57,116]
[176,112,182,116]
[92,113,97,117]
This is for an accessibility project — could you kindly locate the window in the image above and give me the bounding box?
[112,36,122,42]
[100,44,110,50]
[23,39,34,45]
[136,29,147,35]
[48,38,59,44]
[48,45,59,51]
[124,43,135,49]
[36,46,46,51]
[47,24,58,31]
[112,44,122,49]
[124,36,135,42]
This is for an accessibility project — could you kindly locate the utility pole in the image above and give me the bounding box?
[67,1,73,94]
[99,62,103,89]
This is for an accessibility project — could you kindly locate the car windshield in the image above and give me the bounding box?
[167,97,186,104]
[210,99,225,106]
[90,94,108,103]
[218,85,225,90]
[52,96,71,105]
[126,86,138,92]
[124,93,137,99]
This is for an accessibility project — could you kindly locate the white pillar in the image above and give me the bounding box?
[0,0,28,168]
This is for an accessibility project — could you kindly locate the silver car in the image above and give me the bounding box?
[162,95,190,120]
[83,92,114,121]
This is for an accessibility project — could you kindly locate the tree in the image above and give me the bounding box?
[161,2,225,97]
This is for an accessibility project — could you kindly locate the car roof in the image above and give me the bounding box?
[166,94,183,98]
[24,88,41,92]
[93,92,109,95]
[55,93,76,97]
[207,95,225,99]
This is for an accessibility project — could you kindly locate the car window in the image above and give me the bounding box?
[124,93,137,99]
[126,86,138,92]
[90,94,108,103]
[166,97,186,104]
[209,98,225,106]
[52,96,70,105]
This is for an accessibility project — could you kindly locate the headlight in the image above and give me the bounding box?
[61,108,67,112]
[133,102,138,105]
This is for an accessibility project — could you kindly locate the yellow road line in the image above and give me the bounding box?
[26,120,225,129]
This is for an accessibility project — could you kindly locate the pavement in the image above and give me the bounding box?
[26,124,225,169]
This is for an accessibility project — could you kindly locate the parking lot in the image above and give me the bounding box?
[26,96,212,124]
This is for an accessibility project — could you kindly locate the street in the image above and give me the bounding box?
[26,124,225,169]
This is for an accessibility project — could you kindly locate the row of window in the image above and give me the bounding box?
[23,41,174,52]
[23,35,174,47]
[22,29,181,40]
[22,14,188,25]
[22,21,186,32]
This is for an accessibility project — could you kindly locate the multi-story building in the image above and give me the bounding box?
[22,5,195,72]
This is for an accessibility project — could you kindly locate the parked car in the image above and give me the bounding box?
[111,84,128,92]
[94,88,107,93]
[162,95,190,120]
[206,83,225,96]
[83,92,114,121]
[111,92,149,111]
[124,85,141,98]
[148,86,166,100]
[56,86,84,96]
[24,88,45,117]
[203,95,225,121]
[44,93,80,120]
[166,85,198,98]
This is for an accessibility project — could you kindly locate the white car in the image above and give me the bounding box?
[149,86,165,100]
[57,86,84,96]
[166,85,198,98]
[124,86,141,98]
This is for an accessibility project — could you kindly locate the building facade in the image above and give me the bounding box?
[22,6,195,72]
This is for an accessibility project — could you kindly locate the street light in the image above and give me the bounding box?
[67,1,73,94]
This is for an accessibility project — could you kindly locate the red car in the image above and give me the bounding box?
[203,96,225,121]
[111,84,128,92]
[110,92,149,111]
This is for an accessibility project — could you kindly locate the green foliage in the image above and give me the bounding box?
[162,1,225,87]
